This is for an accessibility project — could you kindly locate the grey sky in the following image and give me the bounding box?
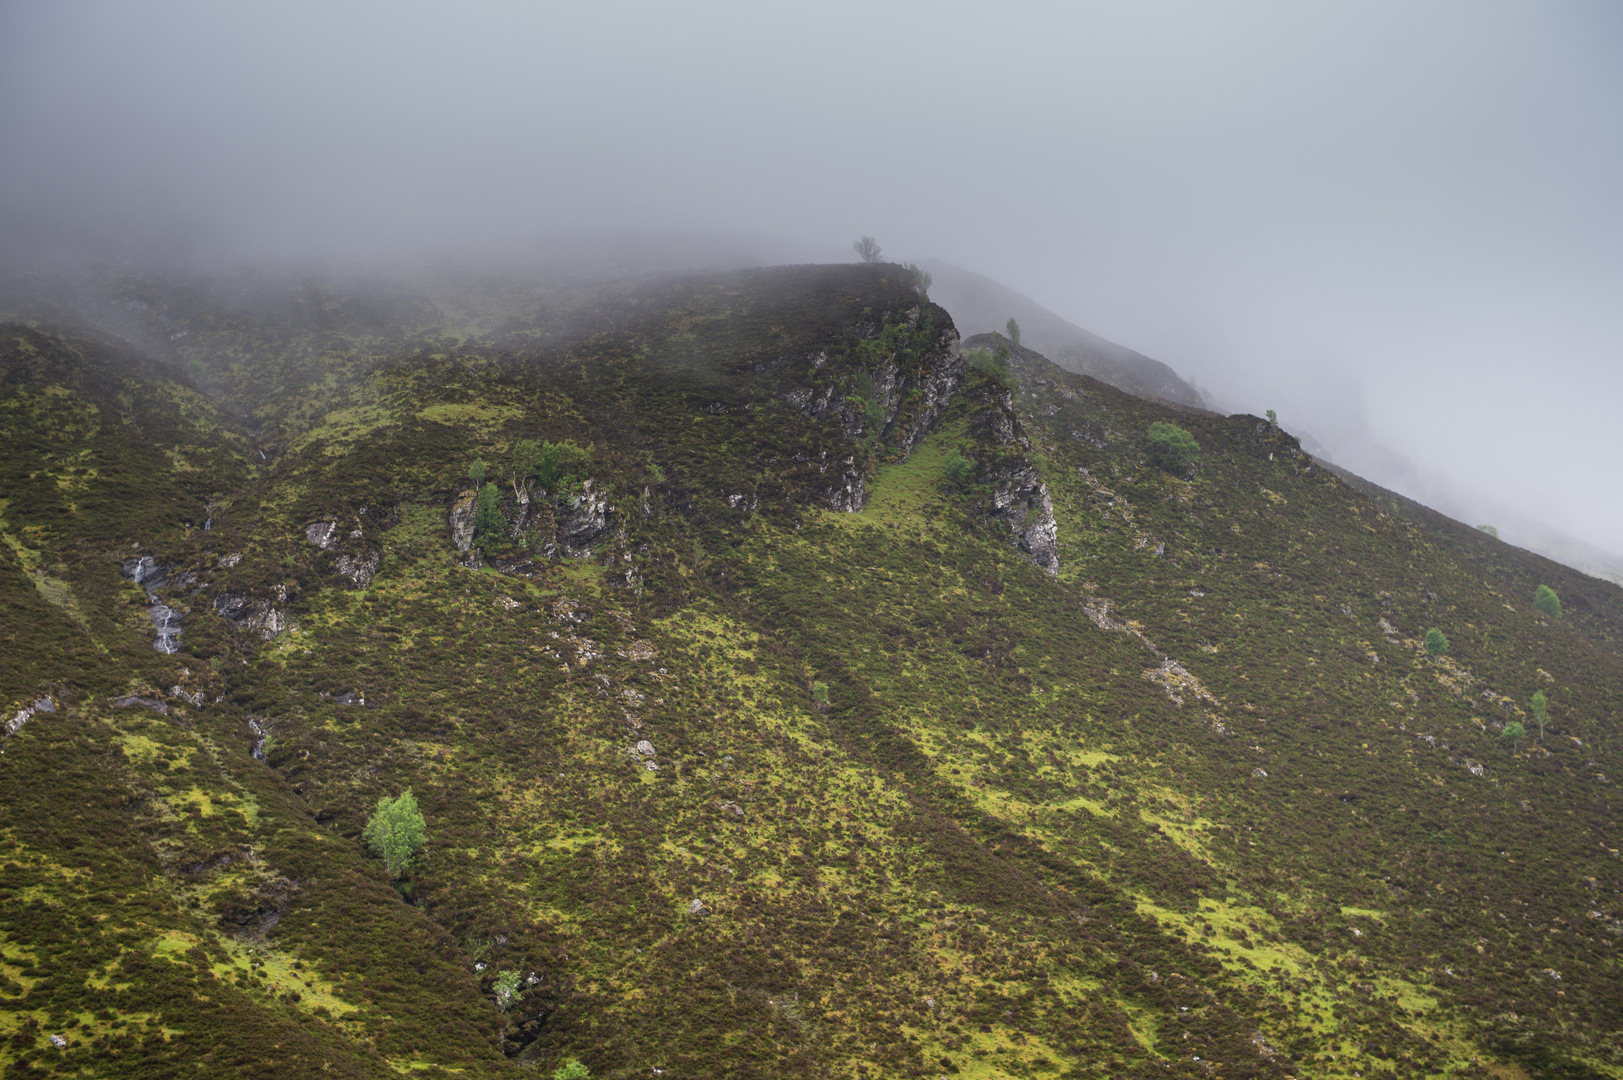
[4,1,1621,558]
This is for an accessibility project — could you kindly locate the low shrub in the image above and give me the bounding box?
[1146,422,1199,475]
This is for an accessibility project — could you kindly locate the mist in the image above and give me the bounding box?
[4,1,1621,564]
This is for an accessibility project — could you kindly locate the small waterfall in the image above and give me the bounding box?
[125,558,181,652]
[149,599,182,654]
[248,717,271,759]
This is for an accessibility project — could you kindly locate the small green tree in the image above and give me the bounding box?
[907,263,932,301]
[513,439,542,484]
[553,1058,590,1080]
[492,969,523,1010]
[852,236,882,263]
[811,681,829,707]
[1533,585,1561,619]
[468,457,487,490]
[1476,524,1499,539]
[1265,409,1278,429]
[1005,318,1021,348]
[1424,627,1449,656]
[474,483,504,547]
[536,440,588,491]
[1146,422,1199,475]
[941,448,975,490]
[964,347,1016,392]
[1530,690,1549,740]
[1502,720,1526,751]
[363,789,428,876]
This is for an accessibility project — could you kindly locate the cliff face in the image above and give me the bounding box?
[2,265,1622,1080]
[774,301,964,511]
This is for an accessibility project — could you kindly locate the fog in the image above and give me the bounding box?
[5,1,1621,568]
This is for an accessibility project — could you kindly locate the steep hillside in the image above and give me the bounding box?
[919,260,1205,409]
[1,266,1619,1080]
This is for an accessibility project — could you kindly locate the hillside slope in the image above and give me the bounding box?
[1,265,1619,1080]
[919,260,1206,409]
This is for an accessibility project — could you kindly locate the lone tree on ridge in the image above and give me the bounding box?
[852,236,882,263]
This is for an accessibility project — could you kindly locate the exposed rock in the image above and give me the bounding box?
[884,324,964,460]
[828,458,866,513]
[507,487,531,540]
[113,695,168,715]
[122,555,169,589]
[1142,658,1220,708]
[168,685,205,707]
[334,549,380,588]
[688,898,710,916]
[4,697,55,738]
[781,318,963,512]
[1069,425,1109,449]
[448,490,477,554]
[304,521,339,549]
[558,479,613,556]
[987,464,1059,575]
[214,593,286,639]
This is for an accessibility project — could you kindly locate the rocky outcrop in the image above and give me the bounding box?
[302,515,383,587]
[558,479,614,556]
[825,455,866,513]
[334,550,380,588]
[882,319,964,460]
[5,696,54,738]
[447,479,615,568]
[304,521,339,549]
[214,593,286,639]
[988,463,1059,575]
[449,491,477,554]
[112,695,168,715]
[777,307,964,513]
[960,356,1060,575]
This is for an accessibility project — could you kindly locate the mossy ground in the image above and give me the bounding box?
[0,268,1619,1078]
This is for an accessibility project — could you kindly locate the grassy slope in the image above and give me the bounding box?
[0,268,1619,1080]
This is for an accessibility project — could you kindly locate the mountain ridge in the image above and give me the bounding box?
[919,259,1206,410]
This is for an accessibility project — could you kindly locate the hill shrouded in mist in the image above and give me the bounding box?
[1,262,1621,1079]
